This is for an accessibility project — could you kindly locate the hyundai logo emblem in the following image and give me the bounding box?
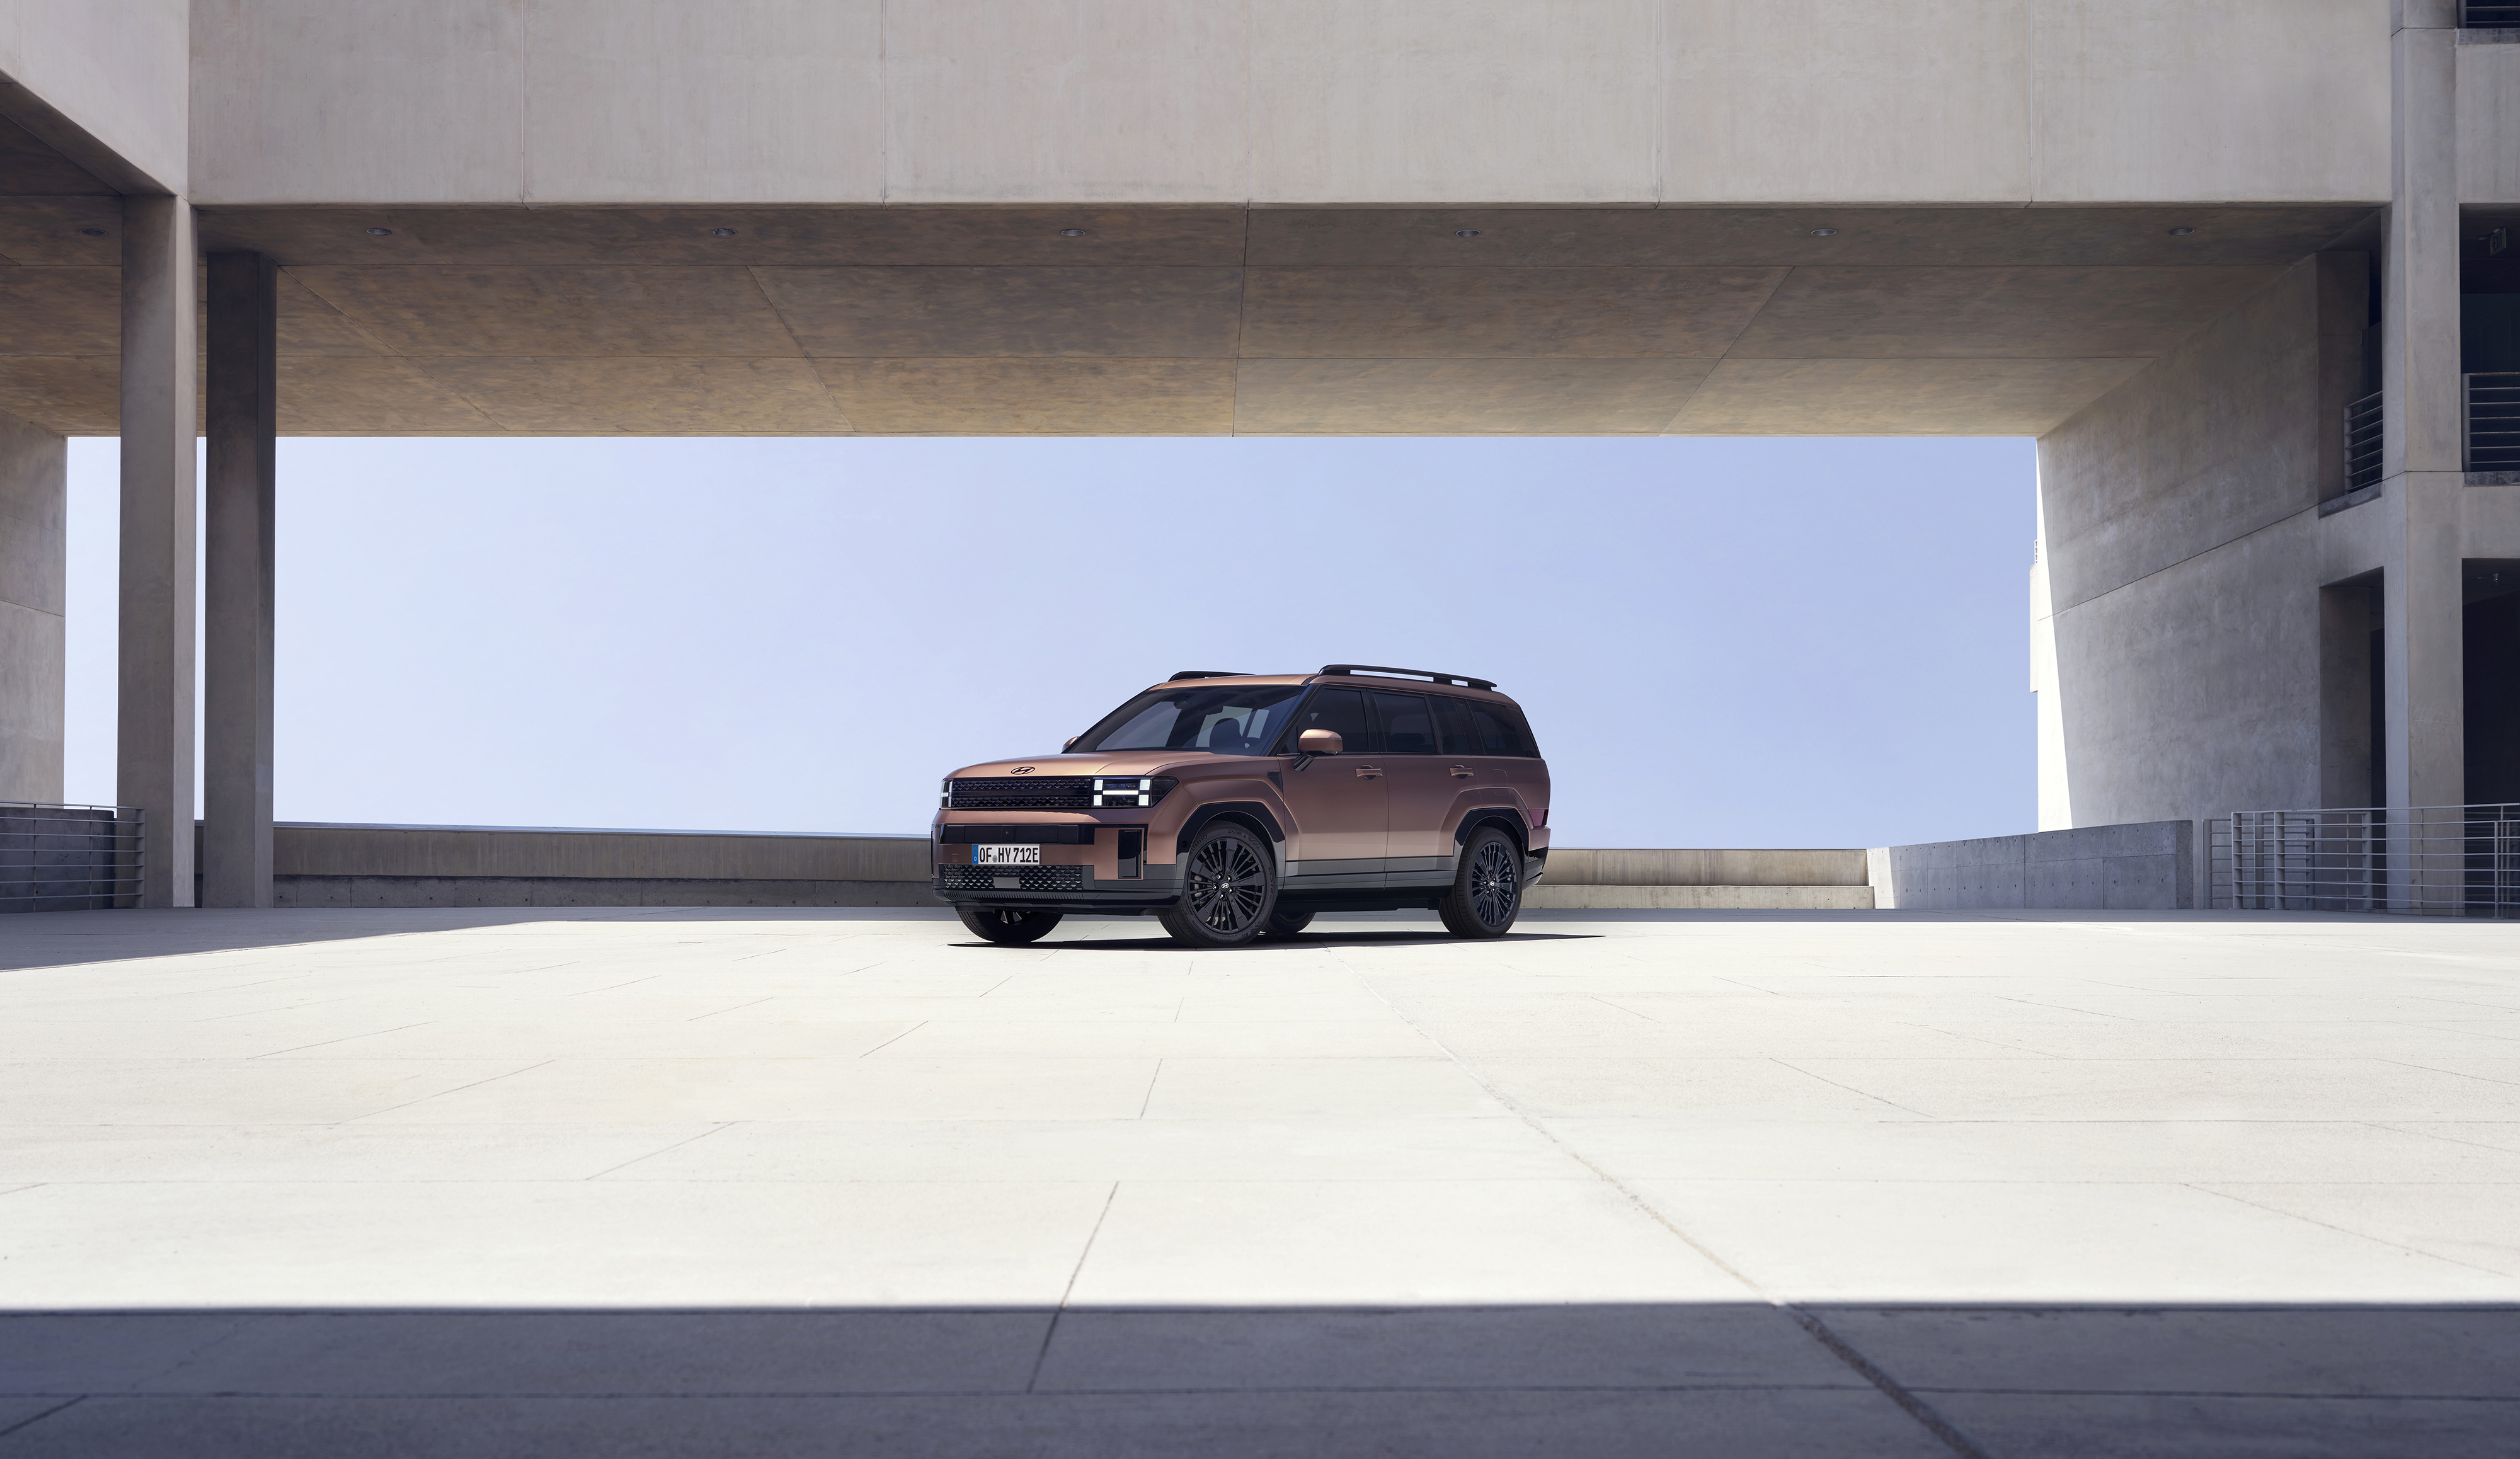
[1010,766,1034,774]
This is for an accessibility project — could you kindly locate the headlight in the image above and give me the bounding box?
[1092,777,1174,809]
[939,778,951,809]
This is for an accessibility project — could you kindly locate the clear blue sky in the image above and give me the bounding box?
[61,435,2035,848]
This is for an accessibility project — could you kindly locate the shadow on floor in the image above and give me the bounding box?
[1012,929,1606,953]
[1,1303,2512,1457]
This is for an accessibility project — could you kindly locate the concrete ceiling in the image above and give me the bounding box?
[0,178,2377,437]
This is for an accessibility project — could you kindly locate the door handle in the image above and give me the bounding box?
[1448,764,1474,778]
[1354,765,1382,779]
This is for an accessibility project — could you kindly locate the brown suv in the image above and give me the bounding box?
[932,666,1550,947]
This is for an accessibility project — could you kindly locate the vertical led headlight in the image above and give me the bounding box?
[1092,777,1154,808]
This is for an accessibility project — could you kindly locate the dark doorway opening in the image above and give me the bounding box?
[2320,574,2383,810]
[2464,560,2520,806]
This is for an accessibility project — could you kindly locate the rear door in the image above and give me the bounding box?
[1370,690,1455,886]
[1276,687,1387,887]
[1435,694,1537,852]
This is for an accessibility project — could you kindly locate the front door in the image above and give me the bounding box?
[1278,687,1386,888]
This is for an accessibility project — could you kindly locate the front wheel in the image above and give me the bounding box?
[1157,823,1277,948]
[956,906,1063,944]
[1438,827,1523,939]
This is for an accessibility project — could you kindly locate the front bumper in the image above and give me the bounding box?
[931,816,1181,912]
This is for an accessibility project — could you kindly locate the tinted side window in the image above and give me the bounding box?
[1370,692,1438,753]
[1433,697,1479,754]
[1285,687,1370,753]
[1441,695,1537,757]
[1491,701,1538,758]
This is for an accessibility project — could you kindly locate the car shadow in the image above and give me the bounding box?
[978,929,1604,952]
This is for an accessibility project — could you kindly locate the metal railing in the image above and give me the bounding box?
[2466,3,2520,28]
[2468,373,2520,471]
[0,803,144,913]
[2212,805,2520,917]
[2344,390,2385,491]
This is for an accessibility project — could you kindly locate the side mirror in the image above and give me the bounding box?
[1063,736,1080,752]
[1296,729,1343,755]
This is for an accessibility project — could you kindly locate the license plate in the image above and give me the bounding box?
[971,845,1041,866]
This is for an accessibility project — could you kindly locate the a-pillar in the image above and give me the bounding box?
[117,196,196,907]
[2380,1,2466,901]
[203,252,278,908]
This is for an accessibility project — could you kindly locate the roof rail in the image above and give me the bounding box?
[1319,663,1498,691]
[1166,670,1249,681]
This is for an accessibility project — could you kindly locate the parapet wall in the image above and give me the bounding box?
[1541,847,1868,888]
[1867,821,2196,912]
[231,826,1877,910]
[239,823,932,910]
[197,823,2191,913]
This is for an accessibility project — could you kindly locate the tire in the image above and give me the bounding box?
[1438,827,1525,939]
[956,906,1063,944]
[1259,907,1315,939]
[1157,821,1278,948]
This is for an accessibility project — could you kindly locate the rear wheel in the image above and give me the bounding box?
[1157,823,1276,947]
[956,906,1063,944]
[1438,827,1523,939]
[1259,907,1315,939]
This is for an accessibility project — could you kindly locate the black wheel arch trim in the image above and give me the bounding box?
[1453,808,1529,854]
[1177,801,1288,877]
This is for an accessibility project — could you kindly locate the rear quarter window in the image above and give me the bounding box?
[1440,695,1539,757]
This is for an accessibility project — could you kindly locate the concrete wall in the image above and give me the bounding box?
[0,0,189,192]
[1542,847,1868,888]
[196,828,1894,910]
[260,822,931,881]
[2036,253,2356,834]
[0,408,62,803]
[231,823,934,910]
[2459,31,2520,204]
[186,1,2394,207]
[1868,820,2194,910]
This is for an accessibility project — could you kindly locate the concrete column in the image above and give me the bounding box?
[0,409,66,804]
[203,253,277,908]
[2382,3,2466,903]
[116,195,197,908]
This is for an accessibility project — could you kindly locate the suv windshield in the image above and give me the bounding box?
[1076,685,1305,755]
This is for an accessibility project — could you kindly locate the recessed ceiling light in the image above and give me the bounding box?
[365,227,392,236]
[1455,229,1480,238]
[711,227,738,237]
[1809,228,1839,237]
[2168,227,2196,236]
[1060,228,1087,237]
[77,228,103,237]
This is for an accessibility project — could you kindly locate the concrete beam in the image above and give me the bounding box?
[114,194,195,907]
[202,252,277,908]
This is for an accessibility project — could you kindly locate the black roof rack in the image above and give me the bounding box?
[1319,663,1498,692]
[1166,670,1249,681]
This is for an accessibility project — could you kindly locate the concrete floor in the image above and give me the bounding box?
[0,906,2515,1457]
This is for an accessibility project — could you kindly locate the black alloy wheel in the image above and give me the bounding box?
[1157,823,1277,947]
[1260,907,1315,938]
[1439,827,1523,939]
[956,906,1063,944]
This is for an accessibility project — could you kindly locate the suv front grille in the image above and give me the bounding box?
[941,865,1087,891]
[947,777,1096,810]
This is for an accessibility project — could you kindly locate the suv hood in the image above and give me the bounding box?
[946,752,1242,779]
